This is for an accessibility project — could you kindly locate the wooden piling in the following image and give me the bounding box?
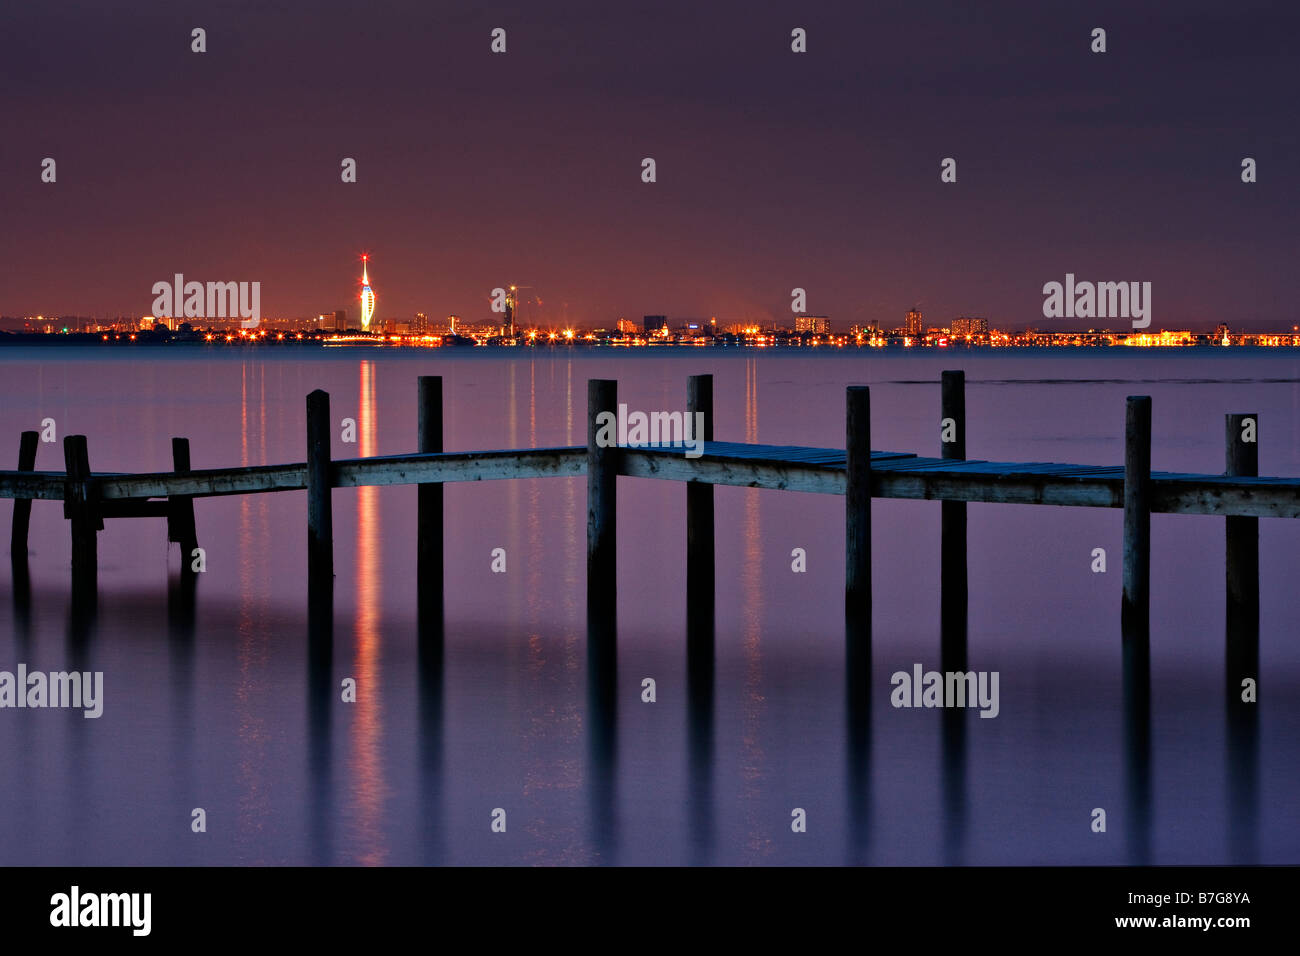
[845,386,871,627]
[686,374,715,625]
[62,435,101,590]
[940,370,967,667]
[306,389,333,600]
[10,430,37,558]
[1122,397,1152,638]
[1225,413,1259,633]
[167,437,199,572]
[418,376,445,635]
[587,379,618,624]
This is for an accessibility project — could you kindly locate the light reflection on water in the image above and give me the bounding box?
[0,348,1298,865]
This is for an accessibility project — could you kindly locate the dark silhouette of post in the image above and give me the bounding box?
[306,390,333,619]
[62,435,101,597]
[845,387,871,632]
[417,376,444,641]
[587,380,618,627]
[1225,413,1260,861]
[1122,397,1152,640]
[167,437,199,575]
[1225,413,1259,640]
[940,370,968,670]
[686,374,714,629]
[1122,627,1152,863]
[10,430,37,559]
[685,374,716,861]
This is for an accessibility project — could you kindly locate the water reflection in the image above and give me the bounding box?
[1122,635,1152,864]
[235,361,273,863]
[686,605,715,864]
[940,563,968,864]
[586,613,618,862]
[844,614,871,864]
[168,557,197,864]
[10,555,31,646]
[738,358,771,860]
[1225,603,1259,862]
[347,359,388,864]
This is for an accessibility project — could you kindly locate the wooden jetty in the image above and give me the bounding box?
[2,372,1293,646]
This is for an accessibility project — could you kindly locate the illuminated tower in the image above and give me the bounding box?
[359,255,376,332]
[504,285,517,337]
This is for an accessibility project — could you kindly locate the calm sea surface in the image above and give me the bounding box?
[2,346,1298,865]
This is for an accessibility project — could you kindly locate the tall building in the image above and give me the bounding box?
[905,309,923,336]
[359,256,376,331]
[643,315,667,333]
[795,315,829,333]
[413,312,428,333]
[616,318,638,334]
[952,316,988,335]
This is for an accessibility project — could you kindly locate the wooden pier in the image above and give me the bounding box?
[2,372,1292,648]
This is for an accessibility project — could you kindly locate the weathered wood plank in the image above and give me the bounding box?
[334,448,586,488]
[0,471,68,500]
[6,440,1300,517]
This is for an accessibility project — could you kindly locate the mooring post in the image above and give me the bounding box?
[62,434,101,593]
[417,376,444,636]
[11,430,38,559]
[1225,413,1259,699]
[940,370,968,667]
[686,374,715,627]
[306,389,333,607]
[845,386,872,630]
[1225,413,1259,632]
[587,379,618,625]
[1122,396,1152,639]
[168,437,199,573]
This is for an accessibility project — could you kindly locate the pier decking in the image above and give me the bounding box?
[3,442,1293,514]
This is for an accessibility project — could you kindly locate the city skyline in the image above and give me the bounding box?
[3,1,1297,330]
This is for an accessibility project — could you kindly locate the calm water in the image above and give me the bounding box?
[2,346,1299,865]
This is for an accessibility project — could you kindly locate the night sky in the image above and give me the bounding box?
[3,0,1297,329]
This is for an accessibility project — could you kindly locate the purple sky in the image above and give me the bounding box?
[3,0,1297,330]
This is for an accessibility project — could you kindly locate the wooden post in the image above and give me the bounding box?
[418,376,444,637]
[940,370,967,668]
[1225,413,1259,634]
[686,374,714,626]
[306,390,333,605]
[845,386,871,628]
[62,435,101,592]
[587,379,618,625]
[168,437,199,573]
[1225,413,1259,715]
[1122,397,1152,639]
[10,430,38,558]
